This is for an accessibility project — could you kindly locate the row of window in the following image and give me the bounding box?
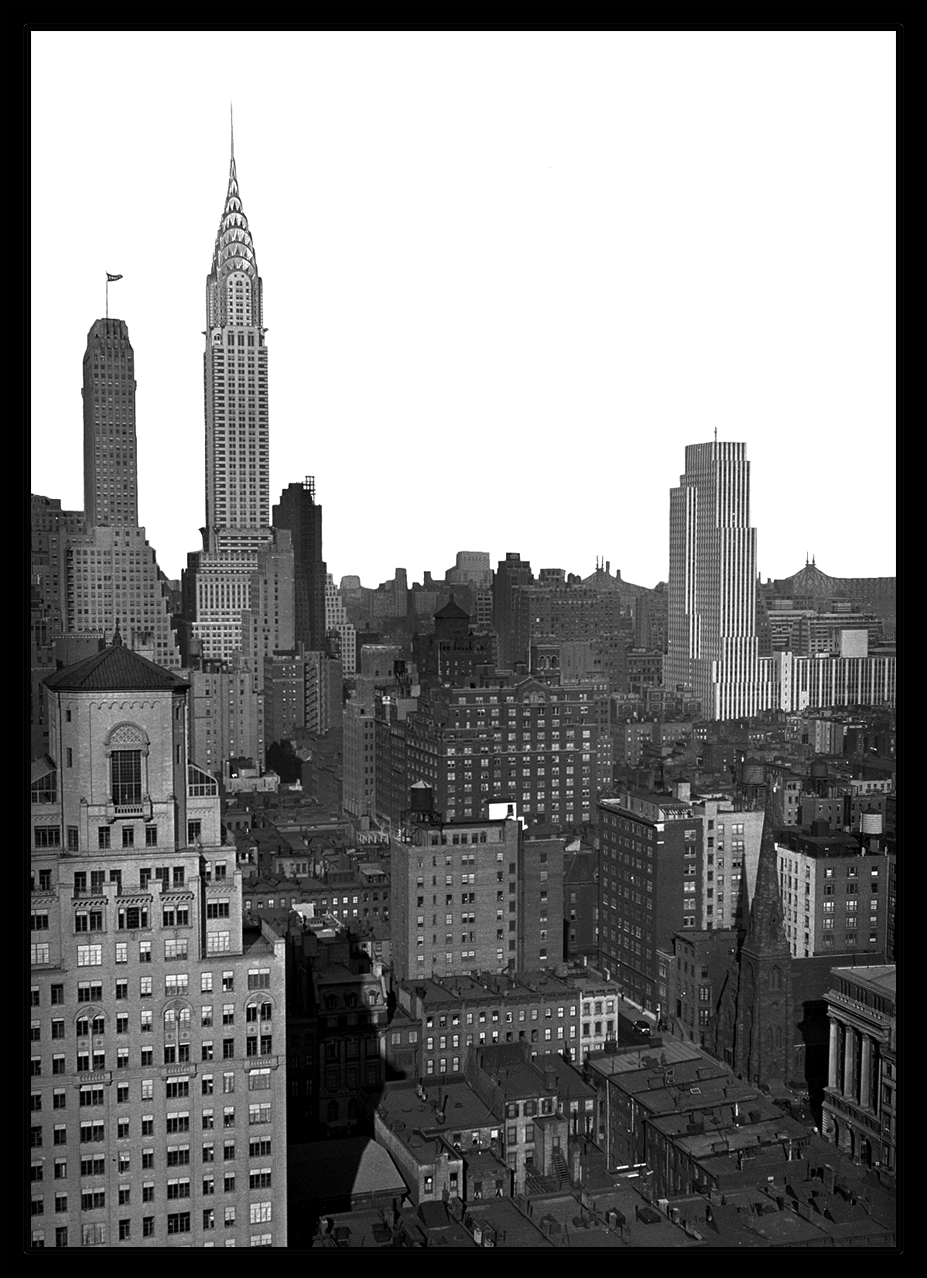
[30,1105,273,1150]
[31,1216,274,1246]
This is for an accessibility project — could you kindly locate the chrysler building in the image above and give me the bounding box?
[203,142,271,553]
[183,134,293,667]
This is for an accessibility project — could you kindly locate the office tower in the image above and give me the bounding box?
[272,478,325,651]
[30,636,287,1248]
[204,145,269,554]
[82,319,139,528]
[183,138,293,673]
[492,553,533,668]
[597,789,705,1013]
[64,318,182,670]
[666,441,769,720]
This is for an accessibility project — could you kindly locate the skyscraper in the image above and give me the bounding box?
[82,319,138,528]
[64,318,181,669]
[666,441,770,720]
[182,135,294,672]
[272,478,325,651]
[204,144,270,554]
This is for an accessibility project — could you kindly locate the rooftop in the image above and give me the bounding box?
[376,1076,499,1139]
[44,633,189,692]
[832,964,896,997]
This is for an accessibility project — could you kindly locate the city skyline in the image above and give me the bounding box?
[31,31,896,588]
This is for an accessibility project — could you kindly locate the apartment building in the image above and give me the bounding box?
[390,817,522,982]
[29,638,287,1248]
[775,826,891,959]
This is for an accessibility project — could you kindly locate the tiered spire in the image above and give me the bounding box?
[211,115,257,283]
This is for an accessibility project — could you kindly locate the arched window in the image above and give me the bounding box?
[770,966,781,991]
[246,999,272,1023]
[105,724,150,808]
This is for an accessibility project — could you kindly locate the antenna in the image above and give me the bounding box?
[230,102,235,161]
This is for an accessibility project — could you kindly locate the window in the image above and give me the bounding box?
[167,1213,191,1235]
[111,749,141,806]
[249,1202,272,1224]
[77,945,103,966]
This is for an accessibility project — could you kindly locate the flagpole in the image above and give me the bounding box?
[106,274,109,320]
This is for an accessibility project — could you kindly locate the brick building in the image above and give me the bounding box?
[597,791,704,1014]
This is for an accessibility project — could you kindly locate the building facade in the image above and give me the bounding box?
[821,965,895,1176]
[30,638,287,1248]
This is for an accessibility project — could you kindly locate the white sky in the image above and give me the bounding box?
[31,30,896,589]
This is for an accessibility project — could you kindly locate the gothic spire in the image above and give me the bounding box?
[744,791,789,954]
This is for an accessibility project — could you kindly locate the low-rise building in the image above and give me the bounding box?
[821,964,896,1178]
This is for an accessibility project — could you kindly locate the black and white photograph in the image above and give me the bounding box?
[29,28,898,1252]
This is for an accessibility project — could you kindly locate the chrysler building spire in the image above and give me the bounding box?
[203,132,269,553]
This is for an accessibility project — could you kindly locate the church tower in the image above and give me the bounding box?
[709,790,794,1087]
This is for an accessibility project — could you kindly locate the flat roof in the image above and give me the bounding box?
[377,1077,499,1137]
[832,964,896,996]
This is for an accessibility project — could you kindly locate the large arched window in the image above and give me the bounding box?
[105,724,150,808]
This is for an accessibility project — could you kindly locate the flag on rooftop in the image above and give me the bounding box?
[106,273,123,282]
